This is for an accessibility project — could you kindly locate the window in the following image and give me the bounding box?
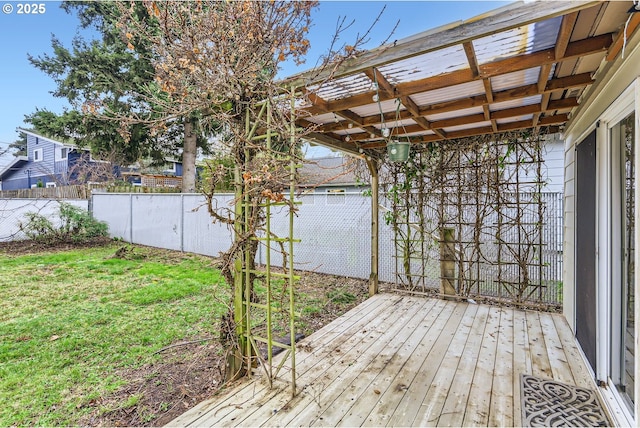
[56,147,69,161]
[33,148,43,162]
[45,182,57,188]
[326,188,346,204]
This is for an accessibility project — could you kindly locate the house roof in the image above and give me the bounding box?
[0,155,28,179]
[17,128,75,148]
[283,1,640,157]
[298,156,360,188]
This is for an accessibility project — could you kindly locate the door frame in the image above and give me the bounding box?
[590,81,638,424]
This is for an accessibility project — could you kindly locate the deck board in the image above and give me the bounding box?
[436,303,489,427]
[168,293,599,428]
[461,305,500,427]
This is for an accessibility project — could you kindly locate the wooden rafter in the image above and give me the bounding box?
[344,102,573,144]
[284,1,600,87]
[308,72,586,135]
[302,34,612,117]
[556,11,579,59]
[606,10,640,61]
[290,1,628,155]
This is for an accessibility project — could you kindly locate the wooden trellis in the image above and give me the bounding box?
[232,92,300,396]
[383,130,560,309]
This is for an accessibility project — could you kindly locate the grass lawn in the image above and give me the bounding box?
[0,243,228,426]
[0,241,370,426]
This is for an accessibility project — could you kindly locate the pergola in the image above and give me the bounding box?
[281,0,640,294]
[172,2,640,425]
[285,1,637,154]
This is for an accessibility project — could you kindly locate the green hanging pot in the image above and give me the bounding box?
[387,140,410,162]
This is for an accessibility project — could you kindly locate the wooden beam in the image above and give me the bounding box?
[606,11,640,61]
[364,68,395,98]
[555,12,579,60]
[318,93,578,135]
[464,41,480,77]
[537,64,553,93]
[346,101,575,143]
[366,158,379,297]
[479,33,612,77]
[361,123,563,149]
[303,131,365,156]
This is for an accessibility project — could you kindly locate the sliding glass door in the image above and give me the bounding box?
[611,111,635,411]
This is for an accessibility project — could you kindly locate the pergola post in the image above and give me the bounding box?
[440,227,458,297]
[367,158,379,296]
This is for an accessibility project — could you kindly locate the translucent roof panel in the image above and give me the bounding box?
[403,129,436,137]
[490,95,541,112]
[304,112,337,125]
[385,118,418,130]
[350,98,403,117]
[491,68,541,92]
[309,72,373,102]
[496,114,534,125]
[473,16,562,65]
[373,119,418,132]
[411,80,486,106]
[377,45,469,84]
[444,121,492,133]
[426,106,484,122]
[333,128,365,136]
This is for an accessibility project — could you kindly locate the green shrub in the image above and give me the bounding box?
[21,202,108,244]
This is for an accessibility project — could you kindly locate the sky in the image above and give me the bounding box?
[0,0,508,166]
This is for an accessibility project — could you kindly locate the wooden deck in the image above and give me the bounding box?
[168,293,597,427]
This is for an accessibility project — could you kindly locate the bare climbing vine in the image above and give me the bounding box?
[372,128,560,309]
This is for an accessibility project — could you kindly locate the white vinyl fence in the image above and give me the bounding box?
[1,193,563,299]
[0,199,89,242]
[91,192,564,290]
[91,192,399,282]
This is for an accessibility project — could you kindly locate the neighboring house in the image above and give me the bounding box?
[0,129,105,191]
[298,156,364,195]
[121,159,183,188]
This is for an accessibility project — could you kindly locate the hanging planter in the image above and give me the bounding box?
[387,140,410,162]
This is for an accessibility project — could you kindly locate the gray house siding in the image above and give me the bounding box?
[0,131,76,190]
[27,134,63,186]
[0,176,30,190]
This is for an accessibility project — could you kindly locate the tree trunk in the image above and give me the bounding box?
[182,118,197,193]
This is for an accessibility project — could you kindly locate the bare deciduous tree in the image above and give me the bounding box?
[98,0,393,376]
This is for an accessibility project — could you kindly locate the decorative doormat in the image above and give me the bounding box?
[520,374,611,427]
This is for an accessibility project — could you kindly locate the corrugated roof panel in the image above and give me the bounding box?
[426,106,484,121]
[378,45,469,83]
[473,17,562,65]
[310,72,373,101]
[490,95,541,111]
[408,129,436,137]
[496,114,534,125]
[398,129,436,138]
[444,121,492,132]
[372,119,418,132]
[306,112,339,125]
[333,128,365,136]
[350,98,403,117]
[386,118,419,131]
[410,80,486,105]
[491,68,541,91]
